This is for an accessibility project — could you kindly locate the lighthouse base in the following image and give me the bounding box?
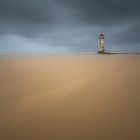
[98,50,105,54]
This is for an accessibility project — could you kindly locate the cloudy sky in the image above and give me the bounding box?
[0,0,140,54]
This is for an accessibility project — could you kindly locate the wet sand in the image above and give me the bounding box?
[0,55,140,140]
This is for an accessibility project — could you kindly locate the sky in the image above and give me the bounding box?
[0,0,140,54]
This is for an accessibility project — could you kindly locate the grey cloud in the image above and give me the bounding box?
[0,0,51,23]
[58,0,140,25]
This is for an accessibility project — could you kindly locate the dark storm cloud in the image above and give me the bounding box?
[0,0,50,23]
[115,23,140,46]
[0,0,53,37]
[58,0,140,25]
[0,0,140,53]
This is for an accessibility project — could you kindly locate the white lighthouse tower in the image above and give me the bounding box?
[98,33,105,54]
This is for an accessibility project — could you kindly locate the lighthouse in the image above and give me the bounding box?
[98,33,105,54]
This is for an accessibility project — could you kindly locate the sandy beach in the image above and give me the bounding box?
[0,55,140,140]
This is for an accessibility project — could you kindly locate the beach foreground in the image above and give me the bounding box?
[0,55,140,140]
